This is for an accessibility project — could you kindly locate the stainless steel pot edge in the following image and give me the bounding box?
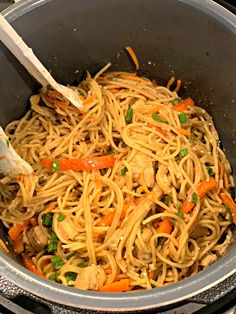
[0,0,236,311]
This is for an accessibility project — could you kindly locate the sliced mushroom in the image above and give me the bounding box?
[26,225,48,252]
[74,264,106,290]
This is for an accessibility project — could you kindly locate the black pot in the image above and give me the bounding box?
[0,0,235,311]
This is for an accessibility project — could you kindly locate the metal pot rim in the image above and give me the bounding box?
[0,0,236,311]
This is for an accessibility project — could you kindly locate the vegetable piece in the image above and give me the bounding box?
[99,279,130,292]
[178,113,188,123]
[179,149,188,157]
[47,232,58,253]
[77,260,88,268]
[206,165,214,177]
[57,213,65,222]
[51,255,64,270]
[13,235,24,254]
[27,226,48,252]
[177,204,184,219]
[151,112,164,123]
[163,195,171,205]
[49,273,57,281]
[147,105,165,114]
[148,124,169,138]
[8,220,30,241]
[121,167,128,177]
[66,252,75,260]
[42,213,53,226]
[191,192,198,205]
[176,128,191,136]
[173,97,194,112]
[6,139,10,147]
[96,210,115,226]
[125,108,134,123]
[220,193,236,224]
[182,177,217,214]
[125,46,140,70]
[41,155,116,172]
[65,272,78,281]
[157,218,172,234]
[171,97,182,105]
[22,253,44,277]
[0,239,9,253]
[52,160,60,171]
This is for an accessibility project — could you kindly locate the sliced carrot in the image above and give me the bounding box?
[148,271,154,280]
[182,177,217,214]
[220,193,236,224]
[13,235,24,254]
[42,204,56,214]
[41,155,116,172]
[83,93,96,105]
[108,88,120,93]
[125,46,140,70]
[99,278,130,292]
[96,205,128,226]
[22,253,44,277]
[176,128,191,136]
[157,218,172,234]
[148,124,169,138]
[8,220,30,241]
[147,105,165,114]
[172,97,194,112]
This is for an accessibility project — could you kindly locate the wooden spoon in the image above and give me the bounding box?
[0,14,84,110]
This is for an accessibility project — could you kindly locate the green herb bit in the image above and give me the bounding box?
[52,160,60,172]
[51,255,64,270]
[77,260,88,268]
[6,139,10,147]
[179,149,188,157]
[125,108,134,123]
[178,112,188,124]
[65,272,78,282]
[191,192,198,205]
[151,112,163,123]
[47,242,57,253]
[177,204,184,219]
[108,149,118,155]
[66,252,75,260]
[163,195,171,205]
[42,213,53,226]
[78,87,86,97]
[121,167,128,177]
[57,213,65,222]
[171,97,182,105]
[225,204,233,220]
[51,231,58,242]
[206,165,214,177]
[49,273,57,281]
[133,243,138,251]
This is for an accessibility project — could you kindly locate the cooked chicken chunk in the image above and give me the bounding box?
[26,226,48,252]
[58,216,77,240]
[74,264,106,290]
[200,254,217,268]
[130,152,154,187]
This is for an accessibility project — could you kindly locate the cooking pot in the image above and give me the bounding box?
[0,0,236,312]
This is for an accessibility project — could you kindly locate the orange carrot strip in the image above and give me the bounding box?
[176,128,191,136]
[157,218,172,234]
[220,193,236,224]
[96,205,128,226]
[147,105,165,114]
[8,220,30,241]
[99,279,130,292]
[41,155,116,172]
[109,88,120,93]
[125,46,140,70]
[182,177,217,214]
[22,253,44,277]
[83,93,96,105]
[172,97,194,112]
[13,235,24,254]
[148,124,169,138]
[42,204,56,214]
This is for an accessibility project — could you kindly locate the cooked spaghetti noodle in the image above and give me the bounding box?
[0,67,235,292]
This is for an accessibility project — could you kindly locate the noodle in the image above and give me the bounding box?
[0,68,234,292]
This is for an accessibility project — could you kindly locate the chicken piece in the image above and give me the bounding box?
[129,152,154,187]
[108,229,124,250]
[26,226,48,252]
[200,253,217,268]
[74,264,106,290]
[137,228,153,262]
[141,228,153,244]
[58,216,77,240]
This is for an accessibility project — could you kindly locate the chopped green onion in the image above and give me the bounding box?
[78,87,86,97]
[178,113,188,123]
[151,112,163,123]
[163,195,171,205]
[42,213,53,226]
[177,203,184,219]
[77,260,88,268]
[47,242,57,253]
[108,149,118,155]
[121,167,128,177]
[49,273,57,281]
[171,97,182,105]
[206,165,214,177]
[125,108,134,123]
[52,160,60,172]
[133,243,138,251]
[57,213,65,222]
[51,256,64,270]
[191,192,198,205]
[6,139,10,147]
[66,252,75,260]
[65,272,78,282]
[179,149,188,157]
[51,231,58,242]
[225,204,233,220]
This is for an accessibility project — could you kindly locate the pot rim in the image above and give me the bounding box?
[0,0,236,311]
